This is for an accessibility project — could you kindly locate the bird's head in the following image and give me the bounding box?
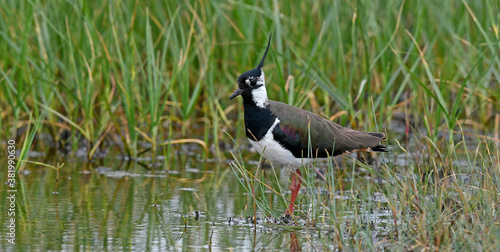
[230,34,272,108]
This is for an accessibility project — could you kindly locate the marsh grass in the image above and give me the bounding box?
[229,135,500,249]
[2,1,498,152]
[1,0,500,250]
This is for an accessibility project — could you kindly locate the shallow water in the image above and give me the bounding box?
[0,147,400,251]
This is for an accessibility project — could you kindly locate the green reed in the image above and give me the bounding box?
[1,0,498,156]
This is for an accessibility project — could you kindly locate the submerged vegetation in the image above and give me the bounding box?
[1,0,499,250]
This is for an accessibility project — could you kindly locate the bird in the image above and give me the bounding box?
[229,34,387,217]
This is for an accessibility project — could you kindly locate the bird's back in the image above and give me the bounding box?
[269,101,387,158]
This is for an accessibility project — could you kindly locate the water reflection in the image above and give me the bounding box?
[0,149,398,251]
[289,232,301,252]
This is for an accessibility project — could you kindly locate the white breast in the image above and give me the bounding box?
[248,118,306,167]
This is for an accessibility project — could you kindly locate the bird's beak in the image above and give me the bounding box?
[229,88,243,100]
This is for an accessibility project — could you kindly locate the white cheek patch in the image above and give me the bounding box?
[251,70,269,108]
[251,86,269,108]
[257,70,265,85]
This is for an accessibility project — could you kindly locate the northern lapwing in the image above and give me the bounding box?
[230,34,387,216]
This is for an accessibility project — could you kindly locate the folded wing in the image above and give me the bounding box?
[269,101,387,158]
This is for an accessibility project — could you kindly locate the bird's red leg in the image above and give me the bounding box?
[285,169,302,216]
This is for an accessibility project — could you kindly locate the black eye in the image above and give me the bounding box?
[245,79,257,87]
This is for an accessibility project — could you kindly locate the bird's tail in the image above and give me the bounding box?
[370,144,388,153]
[337,128,388,154]
[366,132,388,152]
[368,132,386,140]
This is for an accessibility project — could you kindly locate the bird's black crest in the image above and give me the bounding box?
[256,34,272,69]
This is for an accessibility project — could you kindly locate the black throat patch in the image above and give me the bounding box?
[242,97,276,141]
